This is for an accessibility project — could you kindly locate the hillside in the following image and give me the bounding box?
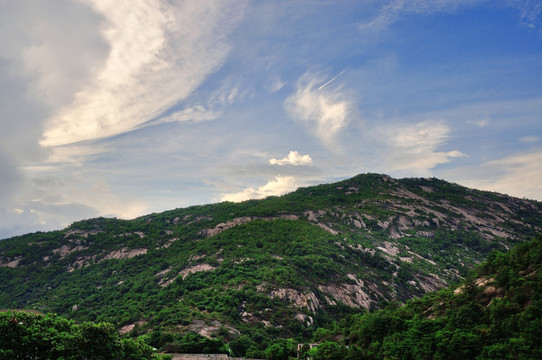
[311,234,542,360]
[1,173,541,355]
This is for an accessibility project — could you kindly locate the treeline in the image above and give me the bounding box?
[0,311,155,359]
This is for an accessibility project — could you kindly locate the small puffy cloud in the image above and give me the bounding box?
[221,176,298,202]
[284,71,349,145]
[445,148,542,201]
[381,120,466,174]
[269,150,312,166]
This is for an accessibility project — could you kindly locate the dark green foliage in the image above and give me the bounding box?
[263,338,297,360]
[0,311,153,359]
[336,235,542,360]
[163,332,226,354]
[309,340,348,360]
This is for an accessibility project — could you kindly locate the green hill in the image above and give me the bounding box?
[1,173,541,356]
[310,234,542,360]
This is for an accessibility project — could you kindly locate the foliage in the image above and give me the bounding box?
[163,332,227,354]
[263,338,297,360]
[331,235,542,360]
[0,311,154,359]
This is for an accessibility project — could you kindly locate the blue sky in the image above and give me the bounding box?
[1,0,541,238]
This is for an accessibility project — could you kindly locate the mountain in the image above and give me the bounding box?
[1,173,541,355]
[313,234,542,360]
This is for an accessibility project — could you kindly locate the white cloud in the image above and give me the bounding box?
[467,118,490,128]
[284,72,349,145]
[154,106,220,125]
[0,168,148,238]
[27,172,146,222]
[70,181,147,219]
[0,0,109,207]
[358,0,487,32]
[512,0,542,31]
[381,120,466,173]
[269,76,285,92]
[221,176,298,202]
[360,0,542,35]
[41,0,247,146]
[269,150,313,166]
[446,148,542,200]
[518,135,540,143]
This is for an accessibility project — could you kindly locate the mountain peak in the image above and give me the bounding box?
[1,174,541,355]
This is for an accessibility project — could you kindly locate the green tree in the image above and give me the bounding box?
[264,338,297,360]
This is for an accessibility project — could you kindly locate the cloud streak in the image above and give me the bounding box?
[380,120,466,174]
[358,0,487,32]
[284,72,349,146]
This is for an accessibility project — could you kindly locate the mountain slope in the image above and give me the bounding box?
[1,173,541,353]
[326,234,542,360]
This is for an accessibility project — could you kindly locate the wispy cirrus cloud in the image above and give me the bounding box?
[518,135,540,143]
[358,0,487,32]
[269,76,286,92]
[221,175,298,202]
[151,105,220,126]
[512,0,542,31]
[269,150,312,166]
[359,0,542,34]
[380,120,466,174]
[41,0,247,146]
[445,148,542,200]
[284,71,350,146]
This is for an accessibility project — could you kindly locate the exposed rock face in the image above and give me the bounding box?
[200,217,253,237]
[415,273,447,293]
[100,248,147,262]
[269,288,320,312]
[305,210,339,234]
[377,241,400,256]
[155,268,171,278]
[0,257,21,268]
[64,229,103,238]
[187,319,239,338]
[52,245,88,259]
[118,321,146,335]
[200,215,299,237]
[319,275,373,310]
[179,264,216,280]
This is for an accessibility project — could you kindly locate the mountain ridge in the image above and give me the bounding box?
[1,173,541,354]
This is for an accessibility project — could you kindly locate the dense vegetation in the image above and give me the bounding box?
[1,174,541,357]
[0,311,154,359]
[303,235,542,360]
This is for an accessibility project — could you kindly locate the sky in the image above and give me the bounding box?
[1,0,542,239]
